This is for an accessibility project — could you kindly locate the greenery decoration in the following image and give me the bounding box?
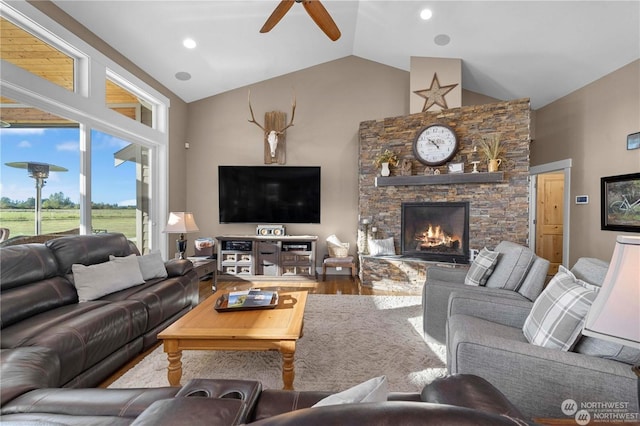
[477,134,505,160]
[373,149,399,168]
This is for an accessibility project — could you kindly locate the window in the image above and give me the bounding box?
[0,98,80,236]
[91,129,151,251]
[106,77,153,128]
[0,16,75,92]
[0,2,169,254]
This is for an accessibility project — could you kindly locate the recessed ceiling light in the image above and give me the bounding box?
[175,71,191,81]
[183,38,197,49]
[420,8,433,20]
[434,34,451,46]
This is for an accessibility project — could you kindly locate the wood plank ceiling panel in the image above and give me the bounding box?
[1,17,138,126]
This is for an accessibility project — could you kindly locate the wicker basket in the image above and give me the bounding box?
[328,242,349,258]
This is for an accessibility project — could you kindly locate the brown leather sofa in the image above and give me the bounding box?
[0,233,199,388]
[1,347,534,425]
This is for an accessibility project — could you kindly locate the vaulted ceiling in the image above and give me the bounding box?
[36,1,640,109]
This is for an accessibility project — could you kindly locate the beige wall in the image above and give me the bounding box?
[185,57,409,261]
[409,57,462,113]
[462,90,501,106]
[531,60,640,264]
[185,56,512,266]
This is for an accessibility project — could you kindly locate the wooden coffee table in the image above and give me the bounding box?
[157,290,307,390]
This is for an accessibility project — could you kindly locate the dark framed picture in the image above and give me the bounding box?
[601,172,640,232]
[628,132,640,150]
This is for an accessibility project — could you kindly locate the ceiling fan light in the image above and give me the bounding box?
[420,8,433,20]
[182,38,197,49]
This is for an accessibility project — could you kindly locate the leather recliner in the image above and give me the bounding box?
[0,233,199,388]
[1,347,534,425]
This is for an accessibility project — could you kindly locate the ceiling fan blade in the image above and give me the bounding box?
[260,0,295,33]
[302,0,341,41]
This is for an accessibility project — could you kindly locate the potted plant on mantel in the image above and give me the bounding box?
[373,149,399,177]
[477,134,505,172]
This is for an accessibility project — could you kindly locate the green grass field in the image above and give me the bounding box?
[0,209,136,239]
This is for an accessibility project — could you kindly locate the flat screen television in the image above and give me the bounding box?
[219,166,321,224]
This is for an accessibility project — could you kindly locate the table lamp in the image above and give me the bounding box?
[164,212,200,259]
[582,235,640,407]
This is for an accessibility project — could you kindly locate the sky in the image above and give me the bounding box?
[0,127,137,206]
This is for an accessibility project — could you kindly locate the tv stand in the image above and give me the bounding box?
[216,235,318,281]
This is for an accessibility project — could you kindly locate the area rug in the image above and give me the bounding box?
[109,294,447,392]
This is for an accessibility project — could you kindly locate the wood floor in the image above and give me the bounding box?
[99,275,415,388]
[207,274,417,300]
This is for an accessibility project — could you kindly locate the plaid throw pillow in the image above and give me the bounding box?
[523,267,598,351]
[464,247,499,286]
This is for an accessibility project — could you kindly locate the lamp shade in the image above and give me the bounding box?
[164,212,200,234]
[583,235,640,349]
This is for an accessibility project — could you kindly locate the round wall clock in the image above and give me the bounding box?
[413,124,459,166]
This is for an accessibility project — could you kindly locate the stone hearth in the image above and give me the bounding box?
[359,255,468,294]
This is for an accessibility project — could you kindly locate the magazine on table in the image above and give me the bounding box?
[215,289,279,312]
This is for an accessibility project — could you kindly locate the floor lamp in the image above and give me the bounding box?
[164,212,200,259]
[582,235,640,409]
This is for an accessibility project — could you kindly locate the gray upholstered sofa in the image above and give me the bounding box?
[446,257,639,419]
[423,241,550,343]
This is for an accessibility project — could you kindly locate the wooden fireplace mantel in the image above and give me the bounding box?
[375,172,504,187]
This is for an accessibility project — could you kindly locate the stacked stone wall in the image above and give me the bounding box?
[358,99,531,290]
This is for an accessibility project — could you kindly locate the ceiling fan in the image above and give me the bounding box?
[260,0,341,41]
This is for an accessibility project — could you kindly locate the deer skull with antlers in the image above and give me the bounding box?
[248,90,296,164]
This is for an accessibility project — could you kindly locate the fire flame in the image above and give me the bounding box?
[416,224,458,248]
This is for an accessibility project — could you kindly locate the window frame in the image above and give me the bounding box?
[0,1,170,256]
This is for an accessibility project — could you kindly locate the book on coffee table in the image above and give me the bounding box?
[215,289,279,312]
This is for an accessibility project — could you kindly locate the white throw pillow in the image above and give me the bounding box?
[112,251,167,281]
[522,266,598,351]
[368,238,395,256]
[72,254,145,302]
[312,376,388,407]
[326,234,344,247]
[464,247,499,286]
[326,234,349,257]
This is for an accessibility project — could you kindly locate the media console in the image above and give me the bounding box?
[216,235,318,281]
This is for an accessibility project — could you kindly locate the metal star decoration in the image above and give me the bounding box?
[414,73,458,112]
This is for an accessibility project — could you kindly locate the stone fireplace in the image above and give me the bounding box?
[401,201,469,264]
[358,98,531,291]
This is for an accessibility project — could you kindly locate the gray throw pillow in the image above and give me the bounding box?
[523,267,597,351]
[312,376,388,407]
[72,254,145,301]
[485,241,536,291]
[464,247,499,286]
[112,250,167,280]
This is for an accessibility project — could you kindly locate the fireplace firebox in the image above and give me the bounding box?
[401,201,470,264]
